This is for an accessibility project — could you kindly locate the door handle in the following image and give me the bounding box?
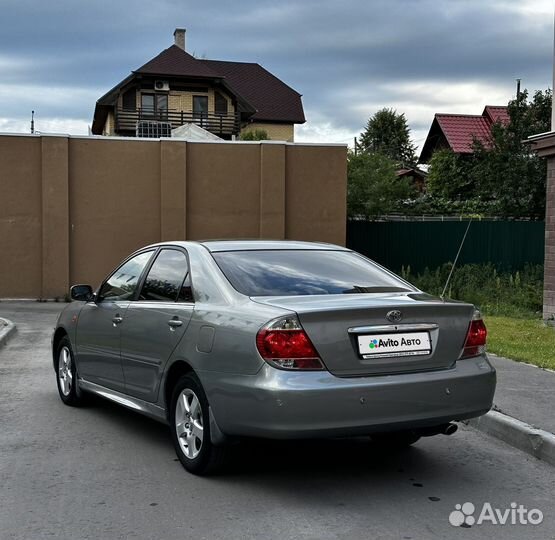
[112,315,123,326]
[168,319,183,329]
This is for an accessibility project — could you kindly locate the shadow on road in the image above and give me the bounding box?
[82,392,449,486]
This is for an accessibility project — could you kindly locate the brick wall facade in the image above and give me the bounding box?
[240,122,295,142]
[532,133,555,319]
[164,88,235,118]
[545,157,555,319]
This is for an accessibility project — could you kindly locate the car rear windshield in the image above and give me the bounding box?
[212,250,413,296]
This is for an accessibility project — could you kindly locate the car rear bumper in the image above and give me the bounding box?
[200,354,496,439]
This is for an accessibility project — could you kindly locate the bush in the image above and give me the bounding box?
[400,194,503,217]
[240,129,269,141]
[400,263,543,318]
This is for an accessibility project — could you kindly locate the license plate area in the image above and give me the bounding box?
[357,331,432,359]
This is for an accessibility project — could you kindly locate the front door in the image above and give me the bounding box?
[120,248,194,402]
[75,250,154,392]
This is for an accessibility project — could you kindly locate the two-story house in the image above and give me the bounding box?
[91,29,305,141]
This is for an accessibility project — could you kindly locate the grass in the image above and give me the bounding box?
[484,315,555,370]
[402,263,544,319]
[400,263,553,369]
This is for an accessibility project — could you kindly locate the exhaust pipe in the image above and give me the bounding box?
[442,423,458,436]
[417,422,458,437]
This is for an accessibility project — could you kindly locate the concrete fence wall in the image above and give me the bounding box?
[0,134,346,299]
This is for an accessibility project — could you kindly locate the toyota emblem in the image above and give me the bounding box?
[386,310,403,323]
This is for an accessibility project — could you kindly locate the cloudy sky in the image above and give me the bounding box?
[1,0,553,150]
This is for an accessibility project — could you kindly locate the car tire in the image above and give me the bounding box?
[371,431,421,449]
[56,337,85,406]
[170,373,227,475]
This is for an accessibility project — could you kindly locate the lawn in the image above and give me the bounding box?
[484,315,555,370]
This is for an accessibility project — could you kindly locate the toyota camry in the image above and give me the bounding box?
[52,240,496,474]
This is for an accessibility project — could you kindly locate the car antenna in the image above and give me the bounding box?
[441,218,472,301]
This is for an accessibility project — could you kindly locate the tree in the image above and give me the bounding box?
[347,151,413,219]
[240,129,269,141]
[426,88,551,218]
[471,89,550,218]
[426,149,474,200]
[358,108,417,166]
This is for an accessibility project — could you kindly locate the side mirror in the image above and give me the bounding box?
[70,284,94,302]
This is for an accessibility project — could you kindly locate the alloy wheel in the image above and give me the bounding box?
[58,346,73,396]
[175,388,204,459]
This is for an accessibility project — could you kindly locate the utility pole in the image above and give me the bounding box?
[30,110,35,134]
[354,136,358,156]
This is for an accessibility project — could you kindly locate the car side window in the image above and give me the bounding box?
[139,249,192,303]
[99,251,154,301]
[178,273,194,303]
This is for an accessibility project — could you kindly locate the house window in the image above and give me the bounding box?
[193,95,209,126]
[141,94,154,117]
[122,88,136,110]
[156,94,168,111]
[156,94,168,119]
[215,92,228,116]
[141,93,168,120]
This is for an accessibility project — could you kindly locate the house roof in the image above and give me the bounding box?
[435,114,492,153]
[419,106,509,163]
[92,44,305,134]
[134,45,221,79]
[396,167,427,179]
[483,105,510,124]
[200,60,305,123]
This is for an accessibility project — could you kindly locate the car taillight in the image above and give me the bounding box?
[460,310,487,359]
[256,316,325,370]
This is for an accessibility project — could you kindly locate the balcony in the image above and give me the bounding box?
[115,108,241,137]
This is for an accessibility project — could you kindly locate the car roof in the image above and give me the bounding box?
[149,240,349,253]
[198,240,348,252]
[200,240,347,253]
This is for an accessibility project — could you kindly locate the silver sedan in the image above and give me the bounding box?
[52,240,496,475]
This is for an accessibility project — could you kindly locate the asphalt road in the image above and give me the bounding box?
[1,302,554,540]
[488,354,555,433]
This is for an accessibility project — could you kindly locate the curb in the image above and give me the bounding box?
[0,317,16,347]
[467,410,555,467]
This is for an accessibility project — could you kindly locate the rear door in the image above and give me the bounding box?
[120,248,194,402]
[76,250,154,391]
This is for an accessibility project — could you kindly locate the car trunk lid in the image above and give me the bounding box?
[252,293,474,377]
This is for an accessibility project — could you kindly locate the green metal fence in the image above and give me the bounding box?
[346,220,545,273]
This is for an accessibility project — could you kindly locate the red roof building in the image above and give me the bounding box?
[483,105,510,124]
[419,105,509,163]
